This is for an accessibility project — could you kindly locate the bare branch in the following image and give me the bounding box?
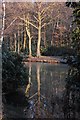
[41,23,46,28]
[29,92,38,99]
[41,21,53,28]
[4,17,18,30]
[33,15,39,22]
[18,16,38,29]
[41,5,50,15]
[30,19,38,23]
[18,16,26,23]
[41,14,48,22]
[41,3,55,16]
[28,21,38,29]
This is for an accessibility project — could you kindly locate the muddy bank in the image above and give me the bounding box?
[23,56,61,64]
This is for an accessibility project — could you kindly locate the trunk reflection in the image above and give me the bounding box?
[25,63,68,118]
[25,63,32,98]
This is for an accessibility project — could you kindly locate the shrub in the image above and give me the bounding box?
[42,46,75,56]
[2,50,28,105]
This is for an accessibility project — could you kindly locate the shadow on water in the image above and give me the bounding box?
[2,90,29,119]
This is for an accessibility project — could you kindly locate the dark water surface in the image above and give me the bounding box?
[24,62,68,118]
[3,62,80,119]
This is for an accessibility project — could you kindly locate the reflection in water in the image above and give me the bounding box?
[3,62,80,119]
[36,64,40,117]
[25,62,68,118]
[25,63,32,97]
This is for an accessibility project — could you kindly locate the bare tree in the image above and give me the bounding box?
[17,3,34,57]
[3,2,73,55]
[33,2,55,57]
[18,2,56,57]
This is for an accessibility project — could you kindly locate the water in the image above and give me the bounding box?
[24,62,68,118]
[3,62,80,119]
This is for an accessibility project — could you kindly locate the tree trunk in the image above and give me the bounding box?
[26,26,32,57]
[14,33,17,52]
[23,31,27,50]
[51,32,54,46]
[25,14,32,57]
[18,29,20,54]
[51,22,56,46]
[29,35,32,57]
[1,0,5,48]
[44,26,46,48]
[10,35,12,51]
[37,12,41,57]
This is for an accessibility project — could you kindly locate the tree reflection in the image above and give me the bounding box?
[25,63,50,118]
[25,63,32,98]
[25,63,69,118]
[36,64,53,118]
[36,64,41,117]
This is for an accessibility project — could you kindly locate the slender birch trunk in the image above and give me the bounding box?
[1,0,5,48]
[0,1,5,118]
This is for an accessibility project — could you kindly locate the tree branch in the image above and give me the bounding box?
[28,21,38,29]
[18,16,38,29]
[4,17,18,31]
[33,15,39,22]
[41,21,53,28]
[18,16,26,23]
[41,3,55,16]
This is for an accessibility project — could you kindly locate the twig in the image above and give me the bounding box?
[29,92,38,99]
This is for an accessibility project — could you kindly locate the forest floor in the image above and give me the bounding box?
[23,56,67,64]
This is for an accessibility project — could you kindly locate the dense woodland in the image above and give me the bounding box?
[2,2,74,56]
